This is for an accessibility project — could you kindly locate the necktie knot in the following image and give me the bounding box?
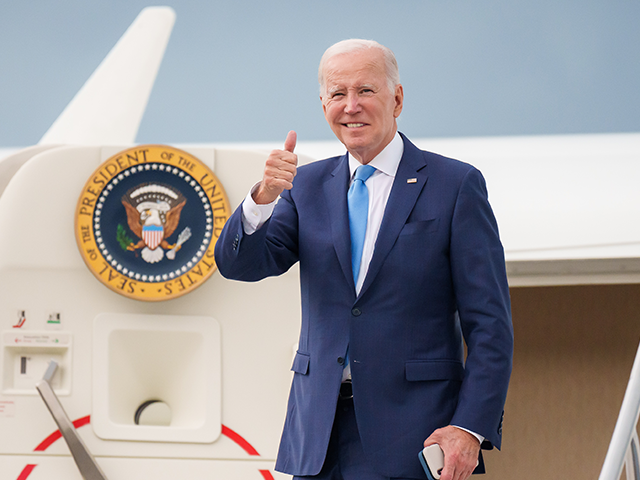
[353,164,376,184]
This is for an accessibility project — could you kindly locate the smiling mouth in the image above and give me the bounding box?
[345,123,366,128]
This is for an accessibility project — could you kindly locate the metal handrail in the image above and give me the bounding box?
[36,361,108,480]
[599,341,640,480]
[622,429,640,480]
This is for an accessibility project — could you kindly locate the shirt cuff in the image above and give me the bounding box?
[241,182,277,235]
[452,425,484,445]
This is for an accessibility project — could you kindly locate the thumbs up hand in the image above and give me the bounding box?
[253,130,298,205]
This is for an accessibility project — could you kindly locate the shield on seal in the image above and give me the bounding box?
[142,224,164,250]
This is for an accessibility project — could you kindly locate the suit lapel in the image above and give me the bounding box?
[358,136,428,299]
[323,154,355,292]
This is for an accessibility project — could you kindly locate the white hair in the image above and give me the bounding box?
[318,39,400,97]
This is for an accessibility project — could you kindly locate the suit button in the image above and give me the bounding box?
[351,308,361,316]
[337,357,345,366]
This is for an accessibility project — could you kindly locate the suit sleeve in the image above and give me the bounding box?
[448,167,514,450]
[214,189,300,282]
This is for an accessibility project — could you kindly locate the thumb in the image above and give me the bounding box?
[284,130,297,153]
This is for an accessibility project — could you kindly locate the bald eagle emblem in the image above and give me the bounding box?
[122,183,191,263]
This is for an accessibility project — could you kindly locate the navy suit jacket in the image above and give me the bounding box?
[215,134,513,479]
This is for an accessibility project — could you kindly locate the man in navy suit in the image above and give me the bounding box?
[215,39,513,480]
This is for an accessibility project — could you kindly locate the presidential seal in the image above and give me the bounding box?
[75,145,230,301]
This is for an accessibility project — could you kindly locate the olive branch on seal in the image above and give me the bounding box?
[116,224,133,251]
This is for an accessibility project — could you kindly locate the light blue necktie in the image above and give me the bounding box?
[348,164,376,284]
[344,164,375,377]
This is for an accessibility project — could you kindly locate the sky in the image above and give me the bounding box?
[0,0,639,147]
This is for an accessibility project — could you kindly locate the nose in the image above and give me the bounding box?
[344,92,361,114]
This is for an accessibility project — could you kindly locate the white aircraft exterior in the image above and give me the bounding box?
[1,7,639,480]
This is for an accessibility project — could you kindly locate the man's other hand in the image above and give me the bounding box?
[424,426,480,480]
[253,130,298,205]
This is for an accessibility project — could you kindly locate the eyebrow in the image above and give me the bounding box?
[327,84,377,95]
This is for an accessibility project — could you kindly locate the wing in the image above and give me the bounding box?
[122,200,142,239]
[164,200,186,238]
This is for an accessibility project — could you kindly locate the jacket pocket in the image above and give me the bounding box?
[405,360,464,382]
[291,351,310,375]
[399,218,439,236]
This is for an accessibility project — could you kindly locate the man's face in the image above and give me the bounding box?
[321,49,403,165]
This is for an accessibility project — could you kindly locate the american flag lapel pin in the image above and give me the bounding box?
[407,178,417,184]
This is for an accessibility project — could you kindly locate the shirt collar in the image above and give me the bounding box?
[348,132,404,179]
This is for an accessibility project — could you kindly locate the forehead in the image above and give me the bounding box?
[323,49,387,89]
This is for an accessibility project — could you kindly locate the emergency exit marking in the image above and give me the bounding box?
[15,417,277,480]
